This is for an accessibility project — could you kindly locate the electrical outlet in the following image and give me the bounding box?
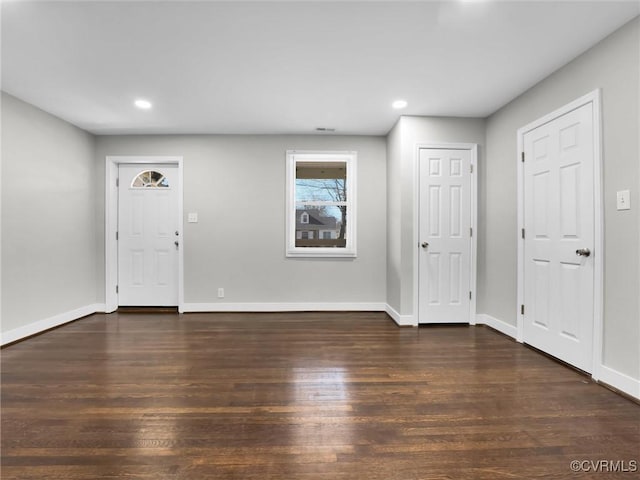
[217,288,224,298]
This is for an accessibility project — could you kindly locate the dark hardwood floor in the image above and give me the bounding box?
[2,312,639,479]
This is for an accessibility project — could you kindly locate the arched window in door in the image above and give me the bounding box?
[131,170,169,188]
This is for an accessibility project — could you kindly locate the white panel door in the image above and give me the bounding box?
[118,164,179,306]
[419,148,472,323]
[523,103,594,372]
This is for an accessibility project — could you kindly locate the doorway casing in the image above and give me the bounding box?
[105,156,184,313]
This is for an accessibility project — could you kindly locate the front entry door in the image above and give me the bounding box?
[419,148,473,323]
[522,102,595,372]
[118,164,179,306]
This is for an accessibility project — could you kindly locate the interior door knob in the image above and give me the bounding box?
[576,248,591,257]
[421,242,429,249]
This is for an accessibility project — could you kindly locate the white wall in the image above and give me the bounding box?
[95,135,387,308]
[386,120,402,313]
[483,18,639,381]
[386,116,486,321]
[1,93,98,339]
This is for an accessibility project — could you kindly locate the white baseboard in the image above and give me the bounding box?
[385,304,417,327]
[182,302,387,313]
[597,364,640,401]
[476,313,517,339]
[1,303,103,346]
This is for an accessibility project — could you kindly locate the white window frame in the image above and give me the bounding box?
[286,150,357,258]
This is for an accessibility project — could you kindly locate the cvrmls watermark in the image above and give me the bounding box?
[570,460,638,473]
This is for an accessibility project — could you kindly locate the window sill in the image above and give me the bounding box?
[286,248,357,258]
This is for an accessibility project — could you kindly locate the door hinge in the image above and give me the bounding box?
[521,228,525,239]
[470,164,474,174]
[116,178,119,187]
[470,227,473,237]
[116,231,119,241]
[116,285,119,294]
[469,291,472,300]
[521,152,525,162]
[521,304,525,315]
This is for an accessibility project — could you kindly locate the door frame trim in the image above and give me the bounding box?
[516,89,603,378]
[414,143,478,324]
[105,156,184,313]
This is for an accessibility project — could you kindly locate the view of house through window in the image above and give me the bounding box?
[295,161,347,248]
[287,151,356,257]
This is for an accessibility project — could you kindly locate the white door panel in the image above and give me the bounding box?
[523,103,594,372]
[419,148,472,323]
[118,164,179,306]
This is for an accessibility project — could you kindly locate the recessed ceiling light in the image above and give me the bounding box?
[392,100,408,109]
[134,99,152,109]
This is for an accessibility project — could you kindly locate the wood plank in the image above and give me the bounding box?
[1,312,638,479]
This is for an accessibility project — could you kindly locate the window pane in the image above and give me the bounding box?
[295,161,347,203]
[131,170,170,188]
[295,206,347,248]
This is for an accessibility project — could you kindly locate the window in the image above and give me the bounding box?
[286,151,357,257]
[131,170,169,188]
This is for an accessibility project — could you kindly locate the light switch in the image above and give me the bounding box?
[188,212,199,223]
[616,190,630,211]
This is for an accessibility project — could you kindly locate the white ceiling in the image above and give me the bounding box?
[2,1,639,135]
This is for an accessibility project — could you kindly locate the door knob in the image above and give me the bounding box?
[421,242,429,249]
[575,248,591,257]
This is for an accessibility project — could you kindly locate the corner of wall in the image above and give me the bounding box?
[385,304,417,327]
